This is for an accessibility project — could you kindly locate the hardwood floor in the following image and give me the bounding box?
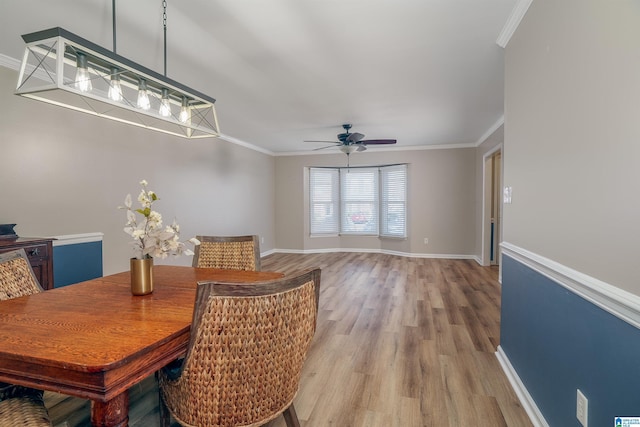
[46,253,532,427]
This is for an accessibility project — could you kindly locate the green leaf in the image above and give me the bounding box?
[136,208,151,217]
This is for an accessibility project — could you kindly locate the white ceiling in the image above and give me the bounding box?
[0,0,515,154]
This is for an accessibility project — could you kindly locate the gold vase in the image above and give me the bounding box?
[130,257,154,295]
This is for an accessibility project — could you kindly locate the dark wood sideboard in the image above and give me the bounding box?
[0,237,55,290]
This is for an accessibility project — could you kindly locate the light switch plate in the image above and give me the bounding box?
[503,186,512,204]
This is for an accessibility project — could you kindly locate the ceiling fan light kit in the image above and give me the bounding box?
[14,1,220,139]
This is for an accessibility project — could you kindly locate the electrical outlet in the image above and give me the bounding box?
[577,389,588,427]
[260,236,265,244]
[423,237,429,245]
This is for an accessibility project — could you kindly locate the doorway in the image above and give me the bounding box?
[482,145,503,267]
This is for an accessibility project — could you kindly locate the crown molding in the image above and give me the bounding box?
[217,133,274,156]
[475,116,504,147]
[496,0,534,48]
[275,142,476,157]
[0,53,20,70]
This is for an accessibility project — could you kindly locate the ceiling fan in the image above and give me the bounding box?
[305,124,397,155]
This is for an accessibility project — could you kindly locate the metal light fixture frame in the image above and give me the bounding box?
[15,27,220,139]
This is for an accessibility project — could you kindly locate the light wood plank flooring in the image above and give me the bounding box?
[46,253,532,427]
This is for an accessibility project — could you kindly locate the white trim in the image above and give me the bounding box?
[270,247,475,260]
[495,346,549,427]
[474,116,504,147]
[51,232,104,247]
[218,133,274,156]
[260,248,276,258]
[496,0,534,48]
[501,241,640,330]
[275,142,476,157]
[0,53,20,70]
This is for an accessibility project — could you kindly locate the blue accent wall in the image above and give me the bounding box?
[53,241,103,287]
[501,255,640,426]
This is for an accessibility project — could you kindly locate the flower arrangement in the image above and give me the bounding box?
[119,180,199,260]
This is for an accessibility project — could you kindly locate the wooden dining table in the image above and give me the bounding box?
[0,265,283,427]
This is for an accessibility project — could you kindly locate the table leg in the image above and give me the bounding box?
[90,391,129,427]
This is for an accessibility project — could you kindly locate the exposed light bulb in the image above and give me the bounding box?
[179,96,190,123]
[74,52,92,92]
[137,79,150,110]
[159,88,171,117]
[108,67,123,102]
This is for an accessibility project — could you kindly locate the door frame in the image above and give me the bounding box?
[481,144,503,267]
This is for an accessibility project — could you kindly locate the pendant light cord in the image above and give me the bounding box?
[112,0,117,53]
[113,0,167,76]
[163,0,168,77]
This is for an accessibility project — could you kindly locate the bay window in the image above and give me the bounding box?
[310,164,407,238]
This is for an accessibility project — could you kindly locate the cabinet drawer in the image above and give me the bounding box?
[22,244,49,260]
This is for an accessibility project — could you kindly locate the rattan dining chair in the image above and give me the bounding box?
[158,268,321,427]
[0,250,53,427]
[192,235,261,271]
[0,386,51,427]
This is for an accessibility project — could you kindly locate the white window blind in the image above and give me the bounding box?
[309,164,407,238]
[380,164,407,238]
[309,168,339,235]
[340,168,378,234]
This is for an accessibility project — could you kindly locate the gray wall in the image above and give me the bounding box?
[503,0,640,294]
[0,66,276,276]
[275,147,477,257]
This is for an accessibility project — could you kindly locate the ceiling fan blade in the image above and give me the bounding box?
[356,144,367,152]
[361,139,397,145]
[304,140,340,143]
[346,132,365,143]
[312,144,340,151]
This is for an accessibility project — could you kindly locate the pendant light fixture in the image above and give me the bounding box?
[74,52,92,92]
[15,1,219,139]
[108,67,123,102]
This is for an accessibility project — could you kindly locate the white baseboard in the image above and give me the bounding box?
[495,346,549,427]
[268,247,476,260]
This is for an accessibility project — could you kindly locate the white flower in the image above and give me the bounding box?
[131,229,146,239]
[119,179,199,260]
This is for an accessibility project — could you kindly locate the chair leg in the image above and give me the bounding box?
[283,404,301,427]
[158,392,172,427]
[156,373,172,427]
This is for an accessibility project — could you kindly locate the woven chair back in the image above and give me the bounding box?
[192,235,261,271]
[0,249,43,300]
[159,268,321,427]
[0,250,52,427]
[0,387,51,427]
